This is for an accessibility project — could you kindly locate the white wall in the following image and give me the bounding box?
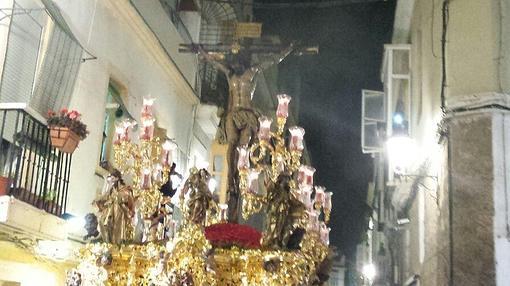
[491,112,510,286]
[50,0,202,216]
[0,259,63,286]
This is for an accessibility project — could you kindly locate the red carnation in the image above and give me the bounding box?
[205,223,262,249]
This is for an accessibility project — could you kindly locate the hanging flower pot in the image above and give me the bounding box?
[47,109,89,154]
[49,127,81,153]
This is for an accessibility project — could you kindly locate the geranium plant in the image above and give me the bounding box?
[47,108,89,140]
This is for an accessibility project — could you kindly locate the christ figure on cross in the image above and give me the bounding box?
[198,43,295,222]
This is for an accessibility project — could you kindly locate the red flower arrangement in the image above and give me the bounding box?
[47,108,89,140]
[204,223,262,249]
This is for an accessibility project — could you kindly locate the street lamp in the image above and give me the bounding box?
[386,135,418,175]
[362,263,377,283]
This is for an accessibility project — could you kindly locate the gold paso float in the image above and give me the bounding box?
[66,96,333,286]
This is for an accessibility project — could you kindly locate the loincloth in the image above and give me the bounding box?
[216,108,261,144]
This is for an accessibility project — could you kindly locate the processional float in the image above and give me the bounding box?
[66,23,333,286]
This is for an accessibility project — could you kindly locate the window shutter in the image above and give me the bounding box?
[0,6,42,105]
[31,23,82,115]
[361,89,385,154]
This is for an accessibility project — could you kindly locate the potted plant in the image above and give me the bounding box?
[0,176,9,196]
[47,109,89,153]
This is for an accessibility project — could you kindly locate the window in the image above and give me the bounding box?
[382,45,411,182]
[99,83,130,170]
[382,44,411,138]
[0,1,82,114]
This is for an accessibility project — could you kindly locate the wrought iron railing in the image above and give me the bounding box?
[0,107,72,216]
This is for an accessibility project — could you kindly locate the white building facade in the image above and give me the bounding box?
[0,0,217,284]
[360,0,510,285]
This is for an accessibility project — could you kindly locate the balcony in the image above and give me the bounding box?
[129,0,201,93]
[0,105,72,217]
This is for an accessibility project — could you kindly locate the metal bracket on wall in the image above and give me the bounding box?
[0,7,46,23]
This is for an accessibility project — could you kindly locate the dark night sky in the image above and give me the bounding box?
[254,0,396,257]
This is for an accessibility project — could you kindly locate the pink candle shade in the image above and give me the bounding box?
[298,165,316,189]
[276,94,291,118]
[314,186,326,206]
[142,97,156,117]
[219,204,228,221]
[248,169,260,194]
[320,222,331,245]
[289,126,305,151]
[153,164,163,183]
[114,125,125,144]
[141,168,152,189]
[237,145,250,171]
[324,192,332,210]
[257,116,272,141]
[301,188,313,209]
[161,140,177,166]
[308,211,320,232]
[140,117,155,140]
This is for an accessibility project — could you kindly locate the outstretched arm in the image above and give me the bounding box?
[197,45,230,77]
[254,43,295,72]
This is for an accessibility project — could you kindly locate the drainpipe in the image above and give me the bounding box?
[440,1,454,285]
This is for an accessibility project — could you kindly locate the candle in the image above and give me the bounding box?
[219,204,228,222]
[161,140,177,166]
[141,167,152,189]
[142,97,156,118]
[314,186,326,207]
[257,116,272,141]
[276,94,291,118]
[248,169,260,194]
[140,117,155,140]
[288,126,305,151]
[237,145,250,171]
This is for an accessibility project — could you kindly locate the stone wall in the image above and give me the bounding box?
[449,113,495,285]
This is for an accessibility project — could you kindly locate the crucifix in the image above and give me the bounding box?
[180,28,318,222]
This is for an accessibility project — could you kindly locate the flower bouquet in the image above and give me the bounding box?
[47,109,89,153]
[204,223,262,249]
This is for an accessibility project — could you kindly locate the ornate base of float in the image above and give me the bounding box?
[69,225,329,286]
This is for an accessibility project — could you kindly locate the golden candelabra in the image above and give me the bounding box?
[111,98,177,220]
